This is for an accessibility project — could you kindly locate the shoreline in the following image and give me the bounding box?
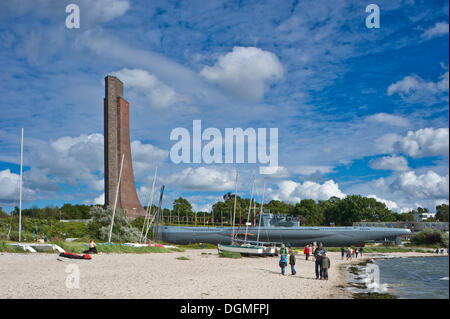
[338,252,448,299]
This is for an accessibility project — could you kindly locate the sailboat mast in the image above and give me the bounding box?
[108,153,124,243]
[140,167,158,242]
[256,178,266,246]
[231,170,238,244]
[18,128,23,243]
[244,175,255,243]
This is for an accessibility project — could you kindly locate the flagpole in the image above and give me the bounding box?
[18,128,23,243]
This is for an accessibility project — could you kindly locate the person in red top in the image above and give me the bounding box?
[304,245,310,260]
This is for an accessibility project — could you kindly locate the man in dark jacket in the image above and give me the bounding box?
[289,247,296,275]
[314,244,326,279]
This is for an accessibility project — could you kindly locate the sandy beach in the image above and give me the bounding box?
[0,249,371,299]
[1,249,441,299]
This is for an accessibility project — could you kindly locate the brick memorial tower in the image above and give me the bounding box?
[104,75,146,219]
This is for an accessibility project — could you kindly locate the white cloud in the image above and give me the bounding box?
[200,46,284,101]
[365,113,410,127]
[391,170,449,200]
[259,166,290,178]
[291,165,334,175]
[387,71,449,104]
[421,22,449,40]
[111,68,185,110]
[33,133,104,186]
[369,155,409,172]
[79,0,130,23]
[367,194,399,211]
[165,167,236,191]
[393,128,449,158]
[0,169,35,204]
[131,140,168,180]
[93,192,104,205]
[269,179,346,203]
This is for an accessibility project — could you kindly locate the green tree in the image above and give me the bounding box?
[435,204,449,222]
[293,199,324,226]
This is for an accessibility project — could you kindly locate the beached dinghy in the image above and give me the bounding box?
[218,243,266,255]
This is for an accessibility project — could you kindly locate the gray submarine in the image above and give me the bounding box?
[158,213,411,246]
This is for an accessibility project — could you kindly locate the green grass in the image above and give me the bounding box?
[219,250,242,259]
[55,241,181,254]
[176,256,190,260]
[0,240,29,253]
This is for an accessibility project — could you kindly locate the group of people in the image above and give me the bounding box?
[341,247,363,260]
[278,242,331,280]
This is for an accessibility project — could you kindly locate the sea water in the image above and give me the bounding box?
[375,256,449,299]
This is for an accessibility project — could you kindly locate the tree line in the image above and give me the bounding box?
[0,196,448,227]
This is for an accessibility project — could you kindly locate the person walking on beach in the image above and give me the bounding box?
[346,247,351,261]
[360,247,363,257]
[314,244,326,279]
[321,253,331,280]
[304,245,310,261]
[289,247,296,275]
[279,255,288,275]
[355,248,359,259]
[341,247,345,260]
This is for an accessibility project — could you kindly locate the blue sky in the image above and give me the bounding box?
[0,0,448,214]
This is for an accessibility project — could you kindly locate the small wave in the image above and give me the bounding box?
[440,277,449,281]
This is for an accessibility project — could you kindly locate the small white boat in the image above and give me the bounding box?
[218,243,266,255]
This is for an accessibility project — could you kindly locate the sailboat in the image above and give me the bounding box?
[217,172,268,256]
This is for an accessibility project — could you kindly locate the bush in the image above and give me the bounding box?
[88,206,141,242]
[410,229,447,247]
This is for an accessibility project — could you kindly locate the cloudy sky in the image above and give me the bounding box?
[0,0,448,214]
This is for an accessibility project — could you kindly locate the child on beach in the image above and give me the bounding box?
[321,253,330,280]
[279,255,288,275]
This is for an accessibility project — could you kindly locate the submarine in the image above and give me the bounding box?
[157,213,411,246]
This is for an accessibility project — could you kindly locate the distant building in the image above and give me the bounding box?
[353,221,449,233]
[413,212,436,222]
